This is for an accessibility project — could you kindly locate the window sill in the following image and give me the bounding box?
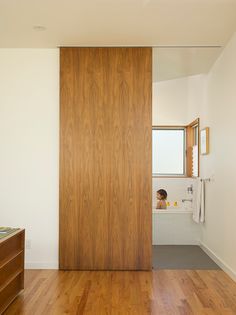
[152,176,191,179]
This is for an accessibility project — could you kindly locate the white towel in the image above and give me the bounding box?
[193,178,205,223]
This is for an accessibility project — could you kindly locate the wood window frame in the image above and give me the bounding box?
[186,118,200,177]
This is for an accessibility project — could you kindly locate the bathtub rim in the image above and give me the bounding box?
[152,208,193,214]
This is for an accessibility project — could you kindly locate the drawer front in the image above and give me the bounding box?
[0,232,24,265]
[0,252,24,289]
[0,273,23,315]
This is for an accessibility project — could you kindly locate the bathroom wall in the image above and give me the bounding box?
[152,77,189,126]
[153,73,206,127]
[188,32,236,280]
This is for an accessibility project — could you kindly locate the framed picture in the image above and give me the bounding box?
[200,127,209,155]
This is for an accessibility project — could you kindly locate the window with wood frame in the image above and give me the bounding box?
[186,118,200,177]
[152,119,199,178]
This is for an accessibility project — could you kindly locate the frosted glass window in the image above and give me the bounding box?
[152,129,185,175]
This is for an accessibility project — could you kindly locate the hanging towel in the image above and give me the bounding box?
[193,178,205,223]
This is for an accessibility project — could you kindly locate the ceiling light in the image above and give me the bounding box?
[33,25,46,31]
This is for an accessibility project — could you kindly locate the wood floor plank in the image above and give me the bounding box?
[3,270,236,315]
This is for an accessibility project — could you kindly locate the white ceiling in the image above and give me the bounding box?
[1,0,236,80]
[1,0,236,48]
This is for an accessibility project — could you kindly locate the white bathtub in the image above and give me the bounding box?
[152,208,200,245]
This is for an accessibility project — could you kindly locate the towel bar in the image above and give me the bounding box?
[200,178,211,182]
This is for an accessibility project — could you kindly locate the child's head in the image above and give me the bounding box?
[157,189,167,200]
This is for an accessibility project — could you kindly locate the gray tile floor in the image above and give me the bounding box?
[153,245,221,270]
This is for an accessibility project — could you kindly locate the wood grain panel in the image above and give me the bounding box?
[60,48,152,270]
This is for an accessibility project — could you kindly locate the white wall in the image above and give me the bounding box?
[188,34,236,280]
[0,49,59,268]
[153,74,206,127]
[152,77,189,126]
[187,74,207,124]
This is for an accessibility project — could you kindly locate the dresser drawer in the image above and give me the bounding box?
[0,273,23,315]
[0,232,24,265]
[0,252,24,289]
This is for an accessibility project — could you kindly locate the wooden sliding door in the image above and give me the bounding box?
[60,48,152,270]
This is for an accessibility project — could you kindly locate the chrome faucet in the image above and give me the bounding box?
[187,185,193,194]
[182,198,193,203]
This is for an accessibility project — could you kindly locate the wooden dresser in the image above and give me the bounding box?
[0,229,25,314]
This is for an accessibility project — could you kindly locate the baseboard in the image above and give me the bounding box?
[155,241,200,245]
[25,261,59,269]
[200,241,236,282]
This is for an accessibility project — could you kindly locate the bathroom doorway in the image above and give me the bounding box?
[152,47,220,270]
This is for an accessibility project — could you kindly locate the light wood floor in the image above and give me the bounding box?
[4,269,236,315]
